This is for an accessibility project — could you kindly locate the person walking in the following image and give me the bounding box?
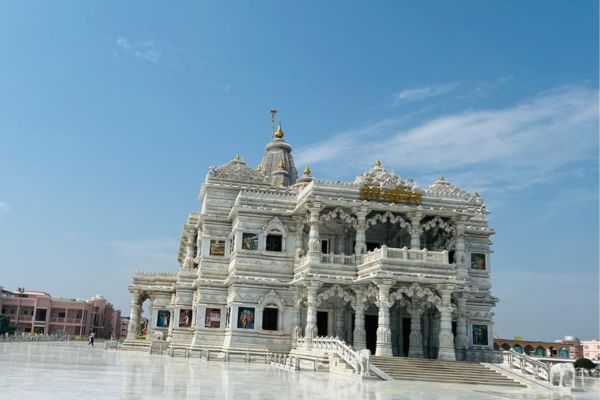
[88,331,95,346]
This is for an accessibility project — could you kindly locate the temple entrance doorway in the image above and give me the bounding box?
[402,318,411,357]
[365,315,378,355]
[316,311,328,336]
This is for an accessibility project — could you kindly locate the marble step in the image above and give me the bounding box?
[372,366,511,378]
[370,357,525,387]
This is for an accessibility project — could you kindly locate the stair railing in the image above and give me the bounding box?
[503,350,550,381]
[297,336,371,377]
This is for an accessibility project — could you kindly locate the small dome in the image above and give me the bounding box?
[563,335,580,343]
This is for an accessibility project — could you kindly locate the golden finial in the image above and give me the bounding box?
[277,160,285,169]
[235,154,241,161]
[375,159,382,167]
[304,164,311,176]
[257,165,263,172]
[274,123,284,139]
[439,176,445,181]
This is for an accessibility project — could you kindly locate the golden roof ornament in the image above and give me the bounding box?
[257,165,263,172]
[235,154,241,161]
[277,160,285,169]
[374,159,382,167]
[274,123,284,139]
[439,176,445,181]
[303,165,311,176]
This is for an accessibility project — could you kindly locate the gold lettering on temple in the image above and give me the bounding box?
[360,184,422,205]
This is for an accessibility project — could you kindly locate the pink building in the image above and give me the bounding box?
[0,286,121,339]
[582,339,600,361]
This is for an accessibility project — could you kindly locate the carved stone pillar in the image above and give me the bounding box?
[307,204,322,263]
[409,212,423,250]
[454,294,468,360]
[375,279,393,356]
[437,287,456,361]
[294,217,305,258]
[291,287,303,347]
[352,287,366,351]
[183,234,195,269]
[335,304,345,338]
[455,221,468,278]
[353,207,368,255]
[304,281,321,348]
[408,303,424,358]
[126,294,141,340]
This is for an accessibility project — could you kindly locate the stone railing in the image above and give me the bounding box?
[503,350,550,381]
[297,336,371,377]
[464,348,503,363]
[49,317,84,324]
[362,246,449,264]
[0,334,76,343]
[320,253,356,266]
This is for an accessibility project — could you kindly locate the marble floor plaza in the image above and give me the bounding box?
[0,342,598,400]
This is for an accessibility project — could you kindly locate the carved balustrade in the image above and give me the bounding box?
[503,350,550,381]
[320,253,356,266]
[296,335,372,377]
[463,348,503,363]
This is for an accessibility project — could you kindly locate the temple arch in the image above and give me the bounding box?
[365,212,412,250]
[257,290,285,331]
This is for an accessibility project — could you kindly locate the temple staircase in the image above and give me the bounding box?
[370,356,526,387]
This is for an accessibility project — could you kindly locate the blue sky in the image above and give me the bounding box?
[0,1,597,341]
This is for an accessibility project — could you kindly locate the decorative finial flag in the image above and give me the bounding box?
[304,165,311,176]
[270,109,277,134]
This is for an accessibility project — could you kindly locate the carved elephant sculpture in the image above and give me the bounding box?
[356,349,371,376]
[550,363,575,387]
[152,331,164,341]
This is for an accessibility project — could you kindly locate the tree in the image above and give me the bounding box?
[0,315,11,334]
[574,358,595,371]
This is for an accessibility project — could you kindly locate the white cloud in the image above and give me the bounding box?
[0,201,10,218]
[116,36,131,50]
[115,36,161,62]
[392,83,458,105]
[296,85,599,197]
[111,238,178,270]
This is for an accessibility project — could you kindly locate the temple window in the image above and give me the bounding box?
[209,239,225,256]
[470,253,486,270]
[262,307,278,331]
[449,250,456,264]
[266,234,282,252]
[241,233,259,250]
[321,239,329,254]
[204,308,221,328]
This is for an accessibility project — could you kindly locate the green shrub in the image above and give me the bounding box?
[574,358,595,370]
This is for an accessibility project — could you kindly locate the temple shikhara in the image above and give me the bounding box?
[124,115,498,365]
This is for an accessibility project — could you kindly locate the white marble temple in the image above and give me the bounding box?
[0,342,598,399]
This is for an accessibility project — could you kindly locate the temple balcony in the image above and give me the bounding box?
[357,245,455,280]
[294,246,454,282]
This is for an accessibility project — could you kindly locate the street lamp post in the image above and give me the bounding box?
[15,287,24,333]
